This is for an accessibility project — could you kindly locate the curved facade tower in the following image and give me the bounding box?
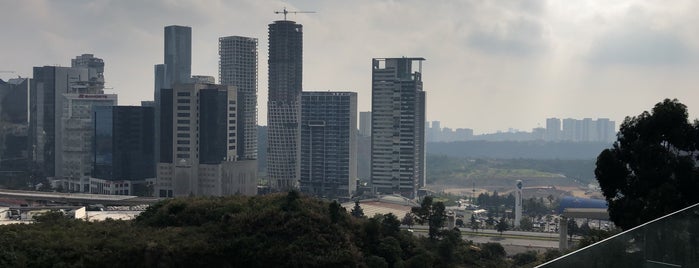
[267,20,303,190]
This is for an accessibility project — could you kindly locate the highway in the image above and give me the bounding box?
[0,189,161,206]
[406,225,564,249]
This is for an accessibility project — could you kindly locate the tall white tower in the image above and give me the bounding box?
[515,180,523,228]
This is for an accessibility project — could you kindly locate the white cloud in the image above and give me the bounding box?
[2,0,699,133]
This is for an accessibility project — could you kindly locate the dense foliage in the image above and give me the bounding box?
[0,192,556,267]
[595,99,699,230]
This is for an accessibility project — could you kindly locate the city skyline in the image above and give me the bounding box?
[3,1,699,133]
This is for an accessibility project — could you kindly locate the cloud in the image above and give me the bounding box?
[588,28,693,66]
[467,17,549,56]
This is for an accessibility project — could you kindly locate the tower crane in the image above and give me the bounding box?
[274,7,315,20]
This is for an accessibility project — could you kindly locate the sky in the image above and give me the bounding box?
[2,0,699,134]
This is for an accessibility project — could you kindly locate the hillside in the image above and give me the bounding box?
[0,192,559,267]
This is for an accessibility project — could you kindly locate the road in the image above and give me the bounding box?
[407,225,562,250]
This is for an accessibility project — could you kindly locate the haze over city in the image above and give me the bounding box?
[2,0,699,133]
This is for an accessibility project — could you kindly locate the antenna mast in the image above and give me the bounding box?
[274,7,316,20]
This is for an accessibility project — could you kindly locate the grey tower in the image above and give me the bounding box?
[370,57,426,198]
[300,92,357,199]
[267,20,303,190]
[156,25,191,164]
[30,66,93,177]
[219,36,258,160]
[164,25,192,88]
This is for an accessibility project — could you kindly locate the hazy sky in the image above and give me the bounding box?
[2,0,699,134]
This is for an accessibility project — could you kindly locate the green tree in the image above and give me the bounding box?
[520,217,533,231]
[470,214,479,232]
[496,217,508,235]
[381,213,401,237]
[411,196,447,239]
[567,218,578,240]
[351,200,365,218]
[401,212,414,228]
[595,99,699,230]
[512,250,538,266]
[328,200,343,224]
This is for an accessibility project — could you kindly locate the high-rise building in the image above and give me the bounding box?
[561,118,577,142]
[71,54,105,93]
[359,111,371,137]
[267,20,303,191]
[30,63,102,179]
[370,57,426,198]
[219,36,258,160]
[545,118,561,141]
[0,78,30,172]
[300,92,357,199]
[59,93,117,191]
[92,106,154,195]
[164,25,192,88]
[582,118,596,142]
[156,25,191,165]
[93,106,154,181]
[155,83,257,197]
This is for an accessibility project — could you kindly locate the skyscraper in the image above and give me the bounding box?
[28,54,113,192]
[267,20,303,191]
[370,57,426,198]
[93,106,155,181]
[359,111,372,137]
[219,36,258,160]
[155,83,256,197]
[545,118,561,141]
[92,105,154,195]
[0,78,30,173]
[71,54,105,93]
[164,25,192,88]
[156,25,191,164]
[300,92,357,199]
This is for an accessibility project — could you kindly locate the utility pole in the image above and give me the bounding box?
[274,7,315,20]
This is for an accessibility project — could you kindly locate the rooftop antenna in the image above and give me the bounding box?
[274,7,315,20]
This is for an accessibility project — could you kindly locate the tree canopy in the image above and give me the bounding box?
[0,192,546,267]
[595,99,699,230]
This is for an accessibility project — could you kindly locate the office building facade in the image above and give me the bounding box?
[359,111,371,137]
[155,83,256,197]
[30,59,105,179]
[219,36,258,160]
[370,57,426,198]
[267,20,303,190]
[0,78,30,172]
[93,106,155,181]
[92,106,155,196]
[59,93,117,191]
[300,92,357,199]
[156,25,192,164]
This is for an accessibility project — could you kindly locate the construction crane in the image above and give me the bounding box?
[274,7,315,20]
